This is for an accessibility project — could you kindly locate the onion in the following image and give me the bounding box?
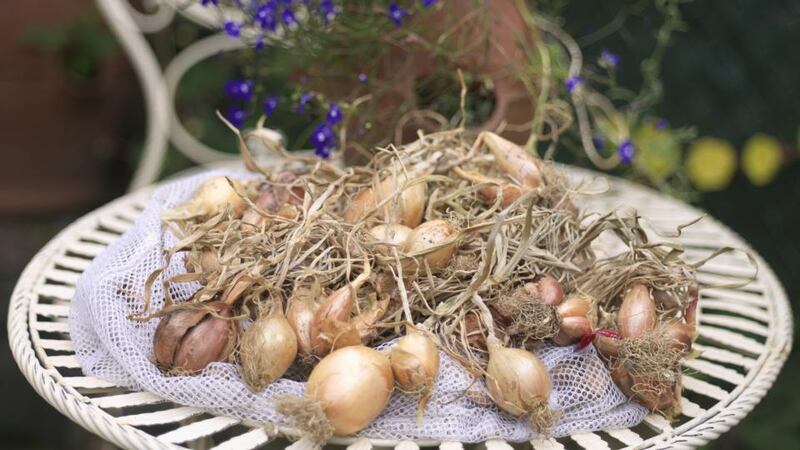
[344,171,427,227]
[286,292,317,357]
[452,167,523,208]
[242,171,304,226]
[485,337,552,430]
[154,302,237,373]
[368,224,413,257]
[617,284,656,339]
[524,275,564,306]
[390,331,440,421]
[240,310,297,391]
[407,220,457,271]
[310,272,370,356]
[166,176,248,219]
[482,132,543,189]
[352,299,389,344]
[306,346,394,436]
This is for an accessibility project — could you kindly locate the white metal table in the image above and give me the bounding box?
[7,166,792,449]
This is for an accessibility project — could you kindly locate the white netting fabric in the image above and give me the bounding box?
[70,170,646,443]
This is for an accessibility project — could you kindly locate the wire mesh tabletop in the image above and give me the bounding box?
[7,165,793,450]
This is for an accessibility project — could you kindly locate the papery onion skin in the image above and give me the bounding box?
[482,132,544,189]
[485,337,551,419]
[178,176,248,218]
[156,302,237,373]
[310,273,369,356]
[390,331,440,396]
[527,275,564,306]
[286,294,317,356]
[407,220,457,271]
[369,224,413,257]
[344,172,427,227]
[240,311,297,391]
[617,284,657,339]
[306,346,394,436]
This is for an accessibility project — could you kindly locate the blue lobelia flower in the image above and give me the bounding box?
[254,35,265,51]
[201,0,219,6]
[319,0,337,24]
[565,75,584,93]
[255,2,278,31]
[599,49,620,69]
[282,7,298,27]
[224,79,254,102]
[358,73,368,84]
[592,134,605,150]
[263,96,280,116]
[388,2,408,27]
[227,105,248,129]
[224,21,241,38]
[422,0,439,7]
[618,139,635,165]
[326,103,342,125]
[296,92,312,113]
[311,123,337,158]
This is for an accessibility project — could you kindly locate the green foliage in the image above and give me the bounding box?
[22,12,117,81]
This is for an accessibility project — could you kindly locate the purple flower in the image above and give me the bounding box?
[282,7,298,27]
[565,75,584,93]
[326,103,342,125]
[263,96,280,116]
[311,123,337,158]
[618,139,635,165]
[319,0,337,24]
[388,2,408,27]
[227,105,248,129]
[224,79,254,102]
[296,92,312,113]
[255,3,278,30]
[224,21,241,38]
[600,49,620,68]
[358,72,368,84]
[656,119,668,130]
[422,0,439,6]
[254,35,265,51]
[201,0,219,6]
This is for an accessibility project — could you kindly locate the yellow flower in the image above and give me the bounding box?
[632,122,681,182]
[686,137,737,191]
[742,133,783,186]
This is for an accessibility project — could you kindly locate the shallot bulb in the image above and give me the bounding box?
[344,171,427,227]
[481,132,544,189]
[407,220,457,271]
[242,171,304,226]
[286,291,317,357]
[368,224,413,257]
[239,310,297,391]
[452,167,523,208]
[524,275,564,306]
[617,284,657,338]
[153,302,237,373]
[553,294,593,346]
[305,346,394,436]
[485,337,552,431]
[165,176,248,219]
[390,331,440,421]
[310,272,370,357]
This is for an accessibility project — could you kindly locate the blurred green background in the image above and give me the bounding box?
[0,0,798,448]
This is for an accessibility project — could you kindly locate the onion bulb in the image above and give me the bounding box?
[617,284,656,339]
[407,220,457,271]
[240,310,297,391]
[286,291,317,357]
[153,302,237,373]
[390,331,439,421]
[310,272,370,356]
[344,171,427,227]
[165,176,248,219]
[553,294,593,346]
[368,224,413,257]
[523,275,564,306]
[451,167,523,208]
[485,337,552,431]
[482,132,544,189]
[306,346,394,436]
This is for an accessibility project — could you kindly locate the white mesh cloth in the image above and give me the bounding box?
[70,170,646,443]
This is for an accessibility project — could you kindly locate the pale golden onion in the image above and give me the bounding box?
[344,171,427,227]
[286,293,317,356]
[306,346,394,436]
[310,272,370,356]
[240,311,297,391]
[407,220,457,271]
[485,337,552,430]
[368,224,413,257]
[389,331,439,421]
[617,284,657,339]
[482,132,544,189]
[166,176,248,219]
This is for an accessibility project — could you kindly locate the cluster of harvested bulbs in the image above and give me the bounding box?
[145,129,708,442]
